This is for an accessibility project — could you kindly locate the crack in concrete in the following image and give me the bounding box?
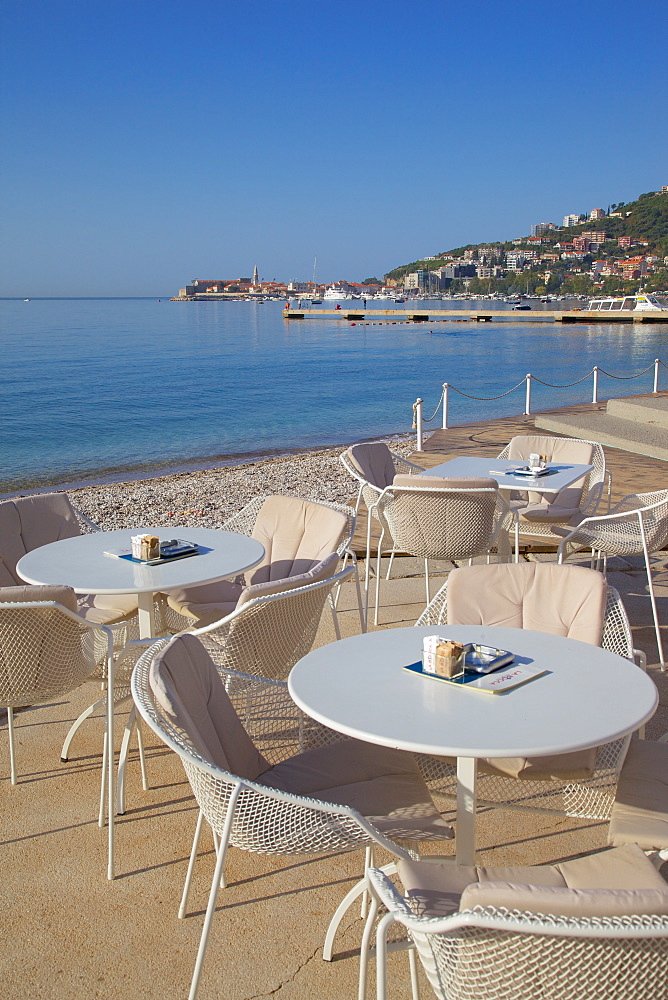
[243,943,322,1000]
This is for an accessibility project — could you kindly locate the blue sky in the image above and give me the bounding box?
[1,0,666,296]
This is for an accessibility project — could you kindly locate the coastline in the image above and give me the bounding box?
[15,434,415,532]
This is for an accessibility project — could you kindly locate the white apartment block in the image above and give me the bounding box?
[588,208,606,220]
[563,214,580,227]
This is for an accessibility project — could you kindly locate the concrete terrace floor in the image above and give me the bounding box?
[4,410,668,999]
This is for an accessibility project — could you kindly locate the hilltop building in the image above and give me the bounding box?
[530,223,556,237]
[563,214,581,227]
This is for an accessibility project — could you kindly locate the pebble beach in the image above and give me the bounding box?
[64,435,415,531]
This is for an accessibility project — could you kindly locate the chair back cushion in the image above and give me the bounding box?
[0,583,78,612]
[0,494,81,586]
[249,496,347,583]
[237,552,339,608]
[460,880,668,917]
[345,443,396,488]
[149,634,269,779]
[447,563,606,645]
[506,435,594,509]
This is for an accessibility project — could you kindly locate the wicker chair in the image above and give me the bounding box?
[496,434,608,543]
[340,442,424,514]
[0,586,117,879]
[415,563,646,822]
[369,477,518,625]
[556,489,668,669]
[365,849,668,1000]
[131,633,453,1000]
[0,492,140,629]
[340,443,424,592]
[116,564,355,813]
[608,733,668,862]
[162,494,365,634]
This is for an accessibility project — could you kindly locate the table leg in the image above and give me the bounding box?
[137,590,156,639]
[456,756,477,866]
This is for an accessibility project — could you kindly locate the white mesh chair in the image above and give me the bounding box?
[131,633,453,1000]
[415,563,646,821]
[340,443,424,592]
[163,494,365,633]
[340,442,424,514]
[369,476,518,625]
[556,489,668,669]
[0,585,117,879]
[365,846,668,1000]
[116,563,354,812]
[0,492,140,628]
[497,434,608,543]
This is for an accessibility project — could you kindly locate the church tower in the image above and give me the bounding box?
[252,265,259,286]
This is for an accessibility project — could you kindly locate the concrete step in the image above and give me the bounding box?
[607,394,668,430]
[535,409,668,462]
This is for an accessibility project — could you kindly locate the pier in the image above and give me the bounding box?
[283,307,668,324]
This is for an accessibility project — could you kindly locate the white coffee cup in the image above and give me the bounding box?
[529,453,541,470]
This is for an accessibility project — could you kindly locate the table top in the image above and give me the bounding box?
[288,625,657,759]
[17,526,265,596]
[420,456,593,493]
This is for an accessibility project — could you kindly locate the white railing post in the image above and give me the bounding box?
[592,366,599,403]
[442,383,449,429]
[524,374,532,415]
[654,359,660,393]
[414,398,424,451]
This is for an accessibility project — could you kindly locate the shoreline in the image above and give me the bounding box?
[8,434,416,532]
[0,432,416,501]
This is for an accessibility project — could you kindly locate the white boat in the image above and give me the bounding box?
[586,294,667,312]
[323,285,354,300]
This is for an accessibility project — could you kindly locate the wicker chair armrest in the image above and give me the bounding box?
[71,505,102,532]
[391,454,425,475]
[579,481,604,519]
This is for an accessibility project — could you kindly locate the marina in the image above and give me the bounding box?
[283,306,668,323]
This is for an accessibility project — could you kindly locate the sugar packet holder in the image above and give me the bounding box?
[422,635,466,679]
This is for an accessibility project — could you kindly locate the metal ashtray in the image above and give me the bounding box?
[462,643,514,674]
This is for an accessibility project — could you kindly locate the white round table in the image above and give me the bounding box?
[17,526,265,637]
[289,624,658,864]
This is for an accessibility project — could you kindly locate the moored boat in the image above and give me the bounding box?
[586,294,667,312]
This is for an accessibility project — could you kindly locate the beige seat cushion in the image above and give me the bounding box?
[80,593,140,625]
[258,738,452,841]
[447,563,606,645]
[167,552,339,627]
[506,435,594,512]
[345,443,396,489]
[167,497,347,625]
[150,634,269,780]
[398,843,668,918]
[608,738,668,850]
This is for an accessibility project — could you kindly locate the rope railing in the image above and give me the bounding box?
[413,358,667,450]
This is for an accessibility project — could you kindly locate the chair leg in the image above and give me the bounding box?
[179,808,206,919]
[374,531,386,627]
[328,593,342,641]
[7,706,17,785]
[642,539,665,669]
[323,861,398,962]
[136,718,149,791]
[358,894,379,1000]
[375,912,395,1000]
[408,946,421,1000]
[98,729,108,828]
[117,705,137,815]
[61,696,104,760]
[351,554,367,633]
[385,548,396,581]
[188,830,228,1000]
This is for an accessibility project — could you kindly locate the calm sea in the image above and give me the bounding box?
[1,297,665,495]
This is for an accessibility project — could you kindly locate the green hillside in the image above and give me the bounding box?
[384,188,668,285]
